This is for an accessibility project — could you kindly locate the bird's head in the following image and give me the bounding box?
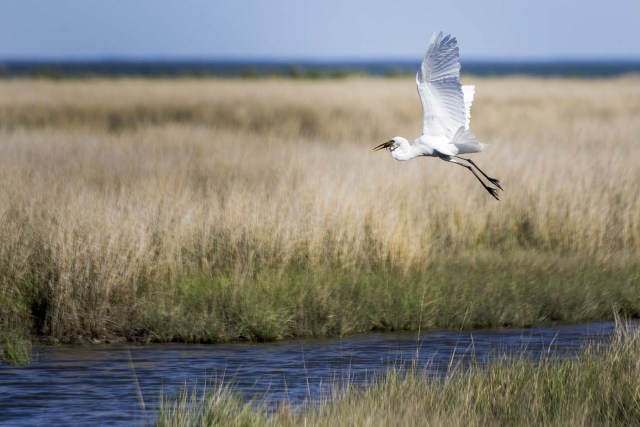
[372,137,408,153]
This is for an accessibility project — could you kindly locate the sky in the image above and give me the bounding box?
[2,0,640,61]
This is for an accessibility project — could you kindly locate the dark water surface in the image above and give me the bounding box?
[0,322,615,426]
[3,60,640,78]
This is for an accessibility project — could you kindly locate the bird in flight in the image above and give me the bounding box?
[373,32,503,200]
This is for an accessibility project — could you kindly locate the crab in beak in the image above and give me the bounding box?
[372,140,394,152]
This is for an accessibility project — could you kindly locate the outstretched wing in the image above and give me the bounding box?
[416,32,467,137]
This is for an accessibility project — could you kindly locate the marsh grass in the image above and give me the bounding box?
[140,256,640,344]
[0,77,639,349]
[157,326,640,426]
[0,331,31,365]
[157,379,262,427]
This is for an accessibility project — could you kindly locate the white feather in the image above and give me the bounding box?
[416,32,466,138]
[462,85,475,130]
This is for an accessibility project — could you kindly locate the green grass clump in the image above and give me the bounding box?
[1,332,31,365]
[157,381,261,427]
[91,252,640,343]
[157,326,640,426]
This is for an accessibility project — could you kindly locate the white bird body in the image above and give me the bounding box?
[373,32,503,199]
[389,130,484,161]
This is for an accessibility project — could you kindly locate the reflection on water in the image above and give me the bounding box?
[0,322,615,426]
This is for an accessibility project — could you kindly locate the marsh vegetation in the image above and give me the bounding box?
[157,326,640,426]
[1,77,639,358]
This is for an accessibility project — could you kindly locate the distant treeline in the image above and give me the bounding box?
[1,59,640,79]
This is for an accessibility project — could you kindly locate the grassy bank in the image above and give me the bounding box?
[157,326,640,426]
[1,77,640,359]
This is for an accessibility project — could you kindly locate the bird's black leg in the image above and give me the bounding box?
[454,156,503,191]
[450,160,500,200]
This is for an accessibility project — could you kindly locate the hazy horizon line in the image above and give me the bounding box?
[3,56,640,64]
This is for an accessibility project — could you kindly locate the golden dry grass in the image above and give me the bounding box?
[0,77,639,345]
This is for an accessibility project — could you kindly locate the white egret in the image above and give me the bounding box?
[373,32,503,200]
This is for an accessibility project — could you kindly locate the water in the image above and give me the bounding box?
[0,322,615,426]
[2,60,640,78]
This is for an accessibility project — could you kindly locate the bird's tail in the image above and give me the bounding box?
[451,126,485,154]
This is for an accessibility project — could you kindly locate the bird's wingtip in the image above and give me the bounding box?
[430,31,443,44]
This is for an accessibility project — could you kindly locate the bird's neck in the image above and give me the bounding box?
[391,143,420,161]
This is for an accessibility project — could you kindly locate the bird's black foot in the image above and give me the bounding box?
[485,186,500,201]
[488,177,503,191]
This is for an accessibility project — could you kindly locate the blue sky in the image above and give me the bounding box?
[2,0,639,60]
